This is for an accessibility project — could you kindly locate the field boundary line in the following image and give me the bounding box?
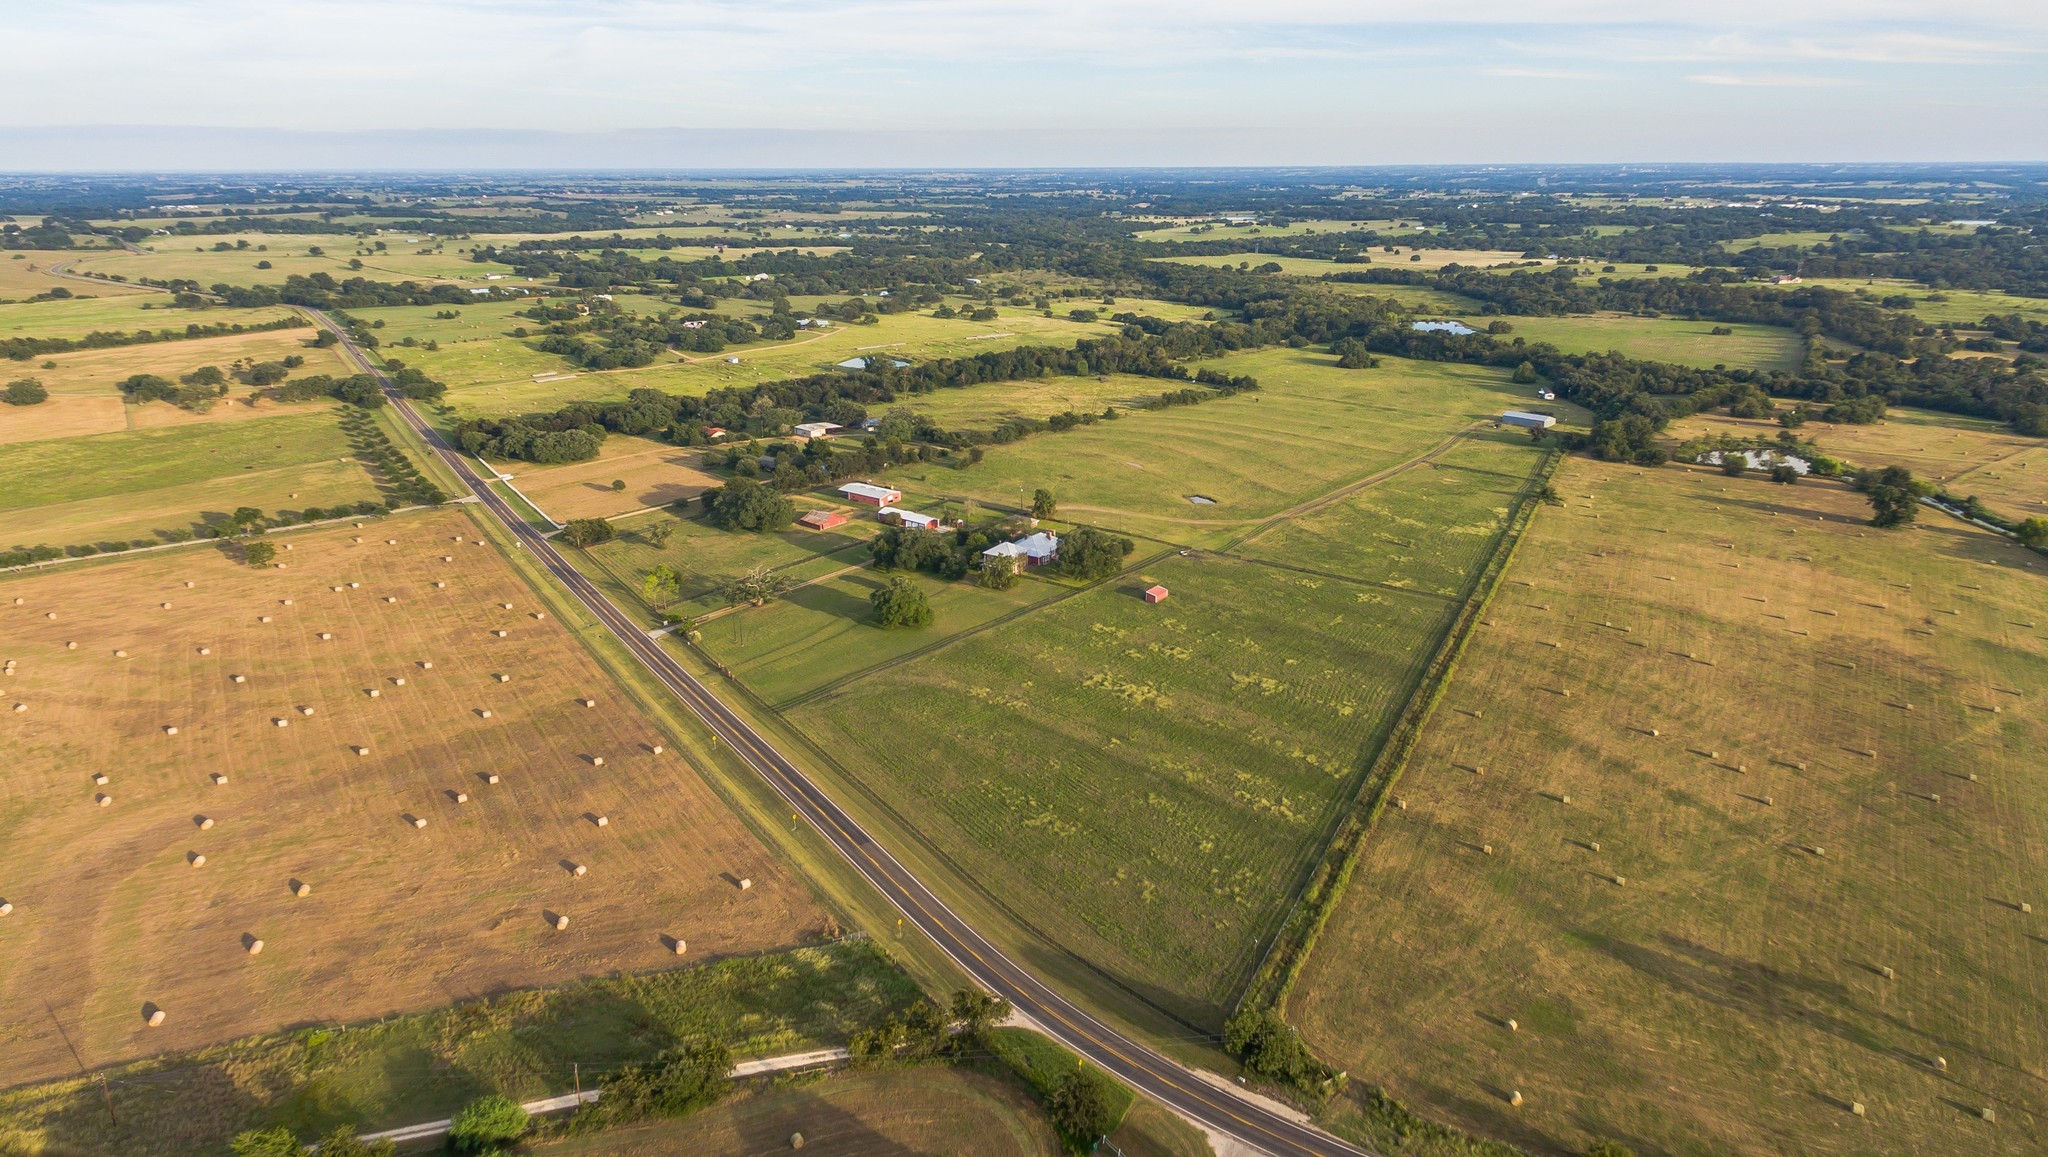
[1238,448,1564,1015]
[1224,424,1483,554]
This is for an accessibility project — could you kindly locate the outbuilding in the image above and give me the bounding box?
[798,510,849,531]
[792,421,843,440]
[1143,585,1170,604]
[880,507,942,530]
[1500,410,1557,430]
[838,482,901,507]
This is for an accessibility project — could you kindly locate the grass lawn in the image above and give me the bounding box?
[0,942,912,1157]
[1670,405,2048,526]
[532,1066,1060,1157]
[0,409,376,547]
[1290,460,2048,1157]
[1798,279,2048,327]
[883,349,1581,547]
[899,372,1200,429]
[1485,312,1807,372]
[1320,281,1488,314]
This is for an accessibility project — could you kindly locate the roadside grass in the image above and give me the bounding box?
[574,509,880,623]
[885,350,1573,547]
[530,1065,1061,1156]
[694,565,1059,707]
[1482,312,1807,373]
[1290,461,2048,1157]
[0,409,376,546]
[1669,404,2048,526]
[0,941,917,1157]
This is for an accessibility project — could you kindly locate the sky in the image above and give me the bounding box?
[2,0,2045,168]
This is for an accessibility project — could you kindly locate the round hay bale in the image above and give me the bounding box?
[331,586,344,592]
[92,773,107,785]
[347,582,360,589]
[114,649,128,658]
[553,914,570,931]
[96,793,112,807]
[0,902,12,916]
[197,816,213,830]
[184,581,195,589]
[354,745,370,756]
[44,613,55,620]
[258,615,272,623]
[392,677,405,686]
[571,863,586,877]
[146,1008,165,1027]
[442,555,454,562]
[590,756,605,767]
[197,647,210,656]
[160,602,172,610]
[671,937,686,955]
[293,882,311,897]
[299,706,314,716]
[65,641,75,649]
[281,599,293,606]
[211,773,228,785]
[10,703,23,713]
[385,539,396,546]
[532,612,547,620]
[485,773,501,784]
[316,632,332,641]
[246,938,264,955]
[418,661,433,670]
[163,725,179,736]
[410,816,426,829]
[739,877,753,891]
[791,1132,804,1149]
[495,673,510,683]
[478,708,492,718]
[188,852,205,867]
[434,581,446,588]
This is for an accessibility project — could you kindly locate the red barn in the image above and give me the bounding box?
[798,510,848,531]
[1143,585,1170,604]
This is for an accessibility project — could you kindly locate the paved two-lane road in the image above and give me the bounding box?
[311,309,1370,1157]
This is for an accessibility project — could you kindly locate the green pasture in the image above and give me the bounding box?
[1800,279,2048,326]
[691,565,1058,708]
[788,549,1469,1021]
[1318,281,1487,314]
[0,297,299,341]
[0,409,370,546]
[886,350,1577,546]
[69,235,525,288]
[1486,313,1807,372]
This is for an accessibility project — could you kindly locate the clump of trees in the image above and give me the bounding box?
[701,477,796,532]
[1055,526,1136,581]
[1851,464,1926,528]
[570,1039,733,1131]
[870,576,933,628]
[448,1095,528,1156]
[3,377,46,405]
[559,518,616,548]
[1223,1008,1346,1105]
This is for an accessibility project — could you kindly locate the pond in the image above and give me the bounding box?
[1411,320,1478,335]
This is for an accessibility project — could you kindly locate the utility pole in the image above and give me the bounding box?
[100,1074,116,1127]
[574,1062,581,1099]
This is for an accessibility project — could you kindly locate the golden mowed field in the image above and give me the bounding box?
[0,508,819,1085]
[1293,462,2048,1157]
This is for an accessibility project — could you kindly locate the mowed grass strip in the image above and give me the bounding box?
[574,509,880,622]
[0,508,819,1085]
[0,297,300,341]
[789,552,1463,1019]
[1291,461,2048,1157]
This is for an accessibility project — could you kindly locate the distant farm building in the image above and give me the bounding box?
[983,532,1060,568]
[839,482,901,507]
[1501,411,1557,430]
[1537,388,1557,401]
[792,421,843,439]
[834,357,912,371]
[702,426,728,439]
[798,510,849,531]
[880,507,942,530]
[1143,585,1170,604]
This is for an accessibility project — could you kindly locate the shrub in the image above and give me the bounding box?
[1223,1008,1343,1102]
[243,541,277,567]
[1046,1070,1119,1146]
[448,1095,528,1156]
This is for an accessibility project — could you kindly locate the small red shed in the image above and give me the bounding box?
[1143,585,1170,604]
[798,510,848,531]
